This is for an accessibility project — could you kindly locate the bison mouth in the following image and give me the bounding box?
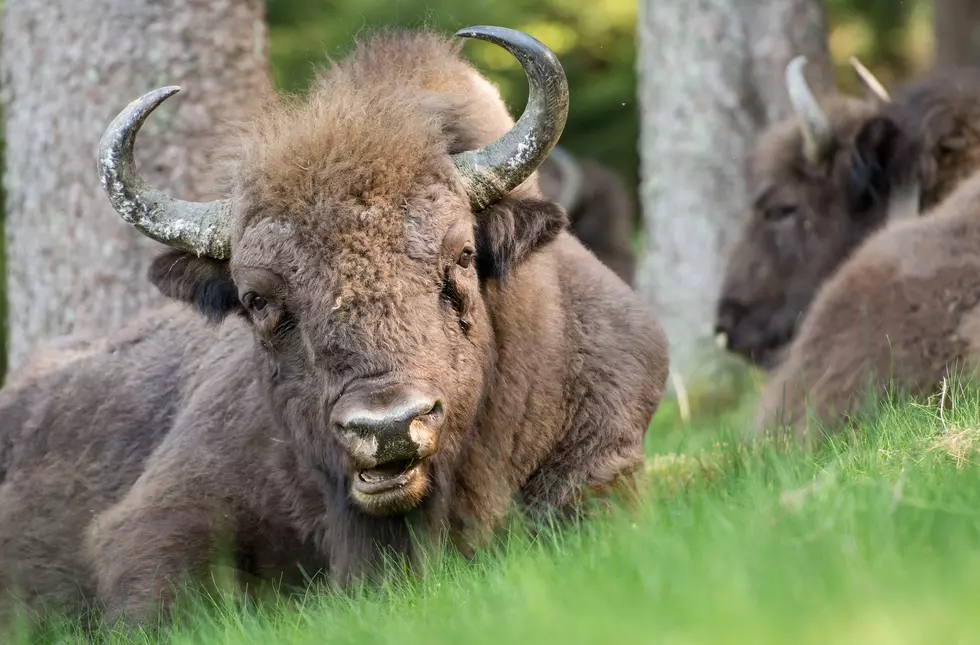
[354,458,421,494]
[350,458,430,516]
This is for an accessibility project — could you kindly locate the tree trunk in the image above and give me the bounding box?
[933,0,980,69]
[636,0,830,395]
[1,0,270,374]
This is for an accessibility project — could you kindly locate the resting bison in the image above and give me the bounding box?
[715,57,980,369]
[537,146,637,285]
[753,167,980,443]
[0,26,668,626]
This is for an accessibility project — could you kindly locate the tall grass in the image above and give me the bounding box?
[8,382,980,645]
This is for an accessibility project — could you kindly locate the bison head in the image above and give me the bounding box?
[97,27,569,516]
[715,56,921,369]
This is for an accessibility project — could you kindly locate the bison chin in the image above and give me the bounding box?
[350,458,431,516]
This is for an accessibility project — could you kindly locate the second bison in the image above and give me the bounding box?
[716,58,980,368]
[753,167,980,443]
[537,145,638,285]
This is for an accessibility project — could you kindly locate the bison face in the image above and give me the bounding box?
[229,198,490,517]
[147,188,566,517]
[715,171,858,369]
[716,114,920,369]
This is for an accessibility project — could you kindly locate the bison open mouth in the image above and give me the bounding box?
[354,459,421,494]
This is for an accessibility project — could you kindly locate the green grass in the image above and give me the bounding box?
[9,384,980,644]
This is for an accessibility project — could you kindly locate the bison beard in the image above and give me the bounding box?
[0,26,668,628]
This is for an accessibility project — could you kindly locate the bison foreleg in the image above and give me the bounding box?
[84,480,241,627]
[519,446,645,528]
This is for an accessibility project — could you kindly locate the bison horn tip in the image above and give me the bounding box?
[848,56,890,103]
[451,25,569,212]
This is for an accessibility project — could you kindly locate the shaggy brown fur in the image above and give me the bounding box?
[753,168,980,443]
[717,67,980,369]
[0,29,668,627]
[537,156,637,285]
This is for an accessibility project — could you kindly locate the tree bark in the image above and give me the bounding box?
[636,0,830,392]
[1,0,270,374]
[933,0,980,69]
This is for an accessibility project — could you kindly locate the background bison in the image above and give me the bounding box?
[537,146,638,286]
[0,26,667,626]
[715,59,980,370]
[753,167,980,442]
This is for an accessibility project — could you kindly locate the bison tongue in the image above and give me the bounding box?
[359,470,398,484]
[359,459,415,485]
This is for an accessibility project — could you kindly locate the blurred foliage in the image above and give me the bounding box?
[266,0,936,203]
[0,0,949,382]
[826,0,933,92]
[267,0,641,195]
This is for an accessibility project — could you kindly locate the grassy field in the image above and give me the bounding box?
[8,383,980,644]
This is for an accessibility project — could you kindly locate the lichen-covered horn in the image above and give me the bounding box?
[785,56,832,165]
[849,56,890,103]
[452,26,569,212]
[98,86,232,259]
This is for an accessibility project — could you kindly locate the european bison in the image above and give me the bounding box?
[753,167,980,443]
[0,26,668,626]
[715,57,980,369]
[537,146,638,285]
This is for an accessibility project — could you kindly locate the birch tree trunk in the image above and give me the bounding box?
[933,0,980,69]
[1,0,270,374]
[635,0,831,396]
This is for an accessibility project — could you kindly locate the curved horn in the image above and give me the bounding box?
[98,86,232,259]
[849,56,890,103]
[547,145,584,212]
[785,56,832,165]
[452,26,569,211]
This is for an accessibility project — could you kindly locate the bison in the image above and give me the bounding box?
[537,146,638,285]
[715,57,980,369]
[0,26,668,627]
[752,166,980,443]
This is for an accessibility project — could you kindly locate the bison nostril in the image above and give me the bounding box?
[421,400,443,422]
[332,388,445,468]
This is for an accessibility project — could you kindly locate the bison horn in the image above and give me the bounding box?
[849,56,890,103]
[785,56,832,165]
[98,86,232,259]
[452,26,569,211]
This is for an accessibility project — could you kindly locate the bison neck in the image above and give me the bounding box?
[254,392,455,589]
[444,239,578,553]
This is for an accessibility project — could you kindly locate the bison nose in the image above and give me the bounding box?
[331,387,444,469]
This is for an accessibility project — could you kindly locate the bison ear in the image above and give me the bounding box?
[148,250,241,323]
[842,115,920,218]
[475,198,569,281]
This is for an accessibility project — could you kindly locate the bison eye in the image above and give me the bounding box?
[764,205,796,222]
[457,246,475,269]
[242,292,267,312]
